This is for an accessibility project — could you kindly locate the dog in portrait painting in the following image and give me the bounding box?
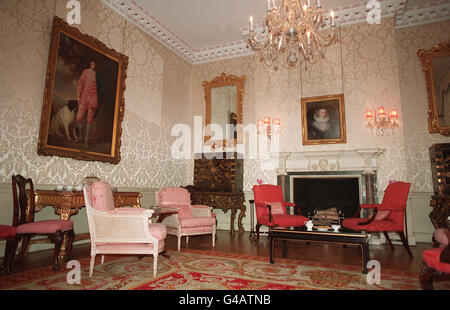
[48,100,80,141]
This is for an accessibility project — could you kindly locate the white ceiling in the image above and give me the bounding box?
[102,0,450,64]
[131,0,364,51]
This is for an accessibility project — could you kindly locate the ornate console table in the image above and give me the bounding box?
[189,190,245,233]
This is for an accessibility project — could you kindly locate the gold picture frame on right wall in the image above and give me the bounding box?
[417,41,450,137]
[301,94,347,145]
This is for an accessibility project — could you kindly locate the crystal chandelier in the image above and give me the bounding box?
[246,0,336,69]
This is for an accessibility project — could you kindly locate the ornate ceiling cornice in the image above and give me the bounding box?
[102,0,450,65]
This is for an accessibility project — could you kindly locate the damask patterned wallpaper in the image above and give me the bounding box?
[192,18,412,194]
[0,0,448,197]
[0,0,192,189]
[395,20,450,193]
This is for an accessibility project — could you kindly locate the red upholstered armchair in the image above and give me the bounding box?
[420,225,450,290]
[342,181,412,257]
[252,184,308,241]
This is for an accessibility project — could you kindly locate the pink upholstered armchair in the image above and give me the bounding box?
[252,184,308,241]
[342,181,412,257]
[84,181,167,278]
[156,187,216,251]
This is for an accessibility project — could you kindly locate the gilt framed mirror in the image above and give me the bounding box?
[417,41,450,136]
[203,73,245,147]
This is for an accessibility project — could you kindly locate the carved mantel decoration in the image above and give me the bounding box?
[417,41,450,137]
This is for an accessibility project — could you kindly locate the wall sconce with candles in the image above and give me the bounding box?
[257,116,281,138]
[365,107,400,136]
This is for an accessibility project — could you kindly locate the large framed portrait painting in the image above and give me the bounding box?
[301,94,347,145]
[37,17,128,164]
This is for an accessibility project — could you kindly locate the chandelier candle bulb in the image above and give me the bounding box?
[317,0,321,7]
[330,10,335,26]
[264,116,271,125]
[267,0,271,11]
[307,31,311,45]
[249,16,254,32]
[366,110,374,120]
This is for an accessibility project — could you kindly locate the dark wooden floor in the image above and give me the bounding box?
[2,230,431,275]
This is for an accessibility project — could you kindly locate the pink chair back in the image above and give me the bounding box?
[380,181,411,230]
[157,187,192,218]
[90,181,115,211]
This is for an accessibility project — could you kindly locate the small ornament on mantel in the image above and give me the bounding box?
[256,179,263,185]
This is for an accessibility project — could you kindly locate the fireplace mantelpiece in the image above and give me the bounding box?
[274,148,385,175]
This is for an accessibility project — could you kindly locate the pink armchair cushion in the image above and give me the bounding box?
[423,247,450,273]
[179,217,216,228]
[434,228,450,246]
[148,223,167,240]
[16,220,74,234]
[91,181,115,211]
[375,210,390,221]
[0,225,16,238]
[265,201,285,215]
[178,205,192,219]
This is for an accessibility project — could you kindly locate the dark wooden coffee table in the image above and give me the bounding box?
[269,226,370,274]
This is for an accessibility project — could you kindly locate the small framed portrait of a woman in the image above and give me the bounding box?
[37,17,128,164]
[301,94,347,145]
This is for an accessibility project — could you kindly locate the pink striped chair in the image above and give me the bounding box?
[84,181,167,278]
[156,187,216,251]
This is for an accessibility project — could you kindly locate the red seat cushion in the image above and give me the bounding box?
[16,220,73,234]
[423,247,450,273]
[0,225,16,238]
[258,214,308,227]
[343,217,397,232]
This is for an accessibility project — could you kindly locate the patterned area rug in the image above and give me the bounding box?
[0,249,448,290]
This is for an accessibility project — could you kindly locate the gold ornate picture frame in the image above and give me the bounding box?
[301,94,347,145]
[37,17,128,164]
[202,73,245,148]
[417,41,450,137]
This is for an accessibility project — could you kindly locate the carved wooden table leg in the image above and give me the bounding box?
[230,208,237,234]
[237,206,246,233]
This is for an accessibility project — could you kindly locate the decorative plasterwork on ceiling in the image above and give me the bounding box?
[102,0,450,65]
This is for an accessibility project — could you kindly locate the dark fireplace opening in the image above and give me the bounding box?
[293,177,360,219]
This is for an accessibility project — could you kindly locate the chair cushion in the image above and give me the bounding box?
[178,205,192,219]
[374,210,390,221]
[343,217,397,232]
[434,228,450,246]
[265,201,285,215]
[272,214,308,227]
[179,217,216,228]
[148,223,167,240]
[258,214,307,227]
[91,181,115,211]
[16,220,73,234]
[0,225,16,238]
[423,247,450,273]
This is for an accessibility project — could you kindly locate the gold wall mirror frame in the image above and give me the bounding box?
[203,73,246,148]
[417,41,450,136]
